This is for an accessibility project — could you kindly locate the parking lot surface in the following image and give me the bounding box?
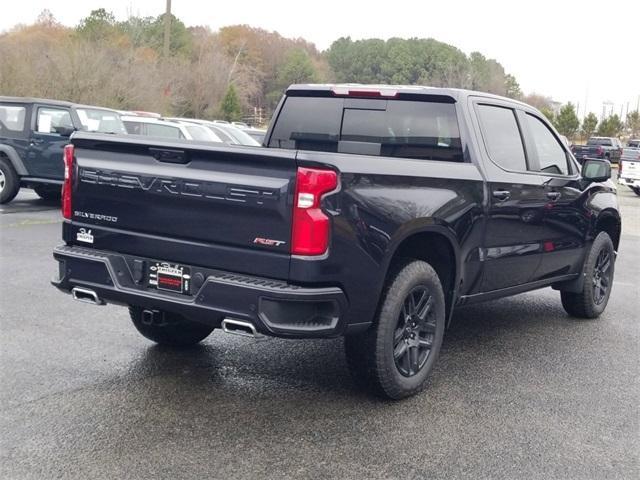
[1,188,638,480]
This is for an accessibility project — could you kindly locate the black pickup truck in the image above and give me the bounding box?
[571,136,623,163]
[0,97,126,203]
[52,85,621,399]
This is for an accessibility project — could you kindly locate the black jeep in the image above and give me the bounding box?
[0,97,125,203]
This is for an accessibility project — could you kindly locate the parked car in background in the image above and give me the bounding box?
[53,84,620,400]
[201,123,238,145]
[122,116,222,143]
[212,123,260,146]
[164,118,260,146]
[619,140,640,195]
[121,110,162,118]
[232,121,250,128]
[0,96,125,203]
[241,127,267,144]
[571,137,623,163]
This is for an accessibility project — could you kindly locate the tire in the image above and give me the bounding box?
[34,185,61,201]
[0,157,20,204]
[129,306,214,347]
[561,232,615,319]
[345,260,446,400]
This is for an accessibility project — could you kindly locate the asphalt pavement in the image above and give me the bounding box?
[1,188,638,480]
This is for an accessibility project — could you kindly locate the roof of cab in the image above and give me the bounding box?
[286,84,533,109]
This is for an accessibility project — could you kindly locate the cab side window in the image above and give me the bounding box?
[525,114,570,175]
[36,108,73,135]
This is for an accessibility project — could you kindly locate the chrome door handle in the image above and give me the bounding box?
[492,190,511,201]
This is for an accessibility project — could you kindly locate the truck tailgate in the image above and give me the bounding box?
[620,160,640,180]
[66,133,297,279]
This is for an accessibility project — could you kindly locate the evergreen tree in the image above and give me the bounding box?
[554,103,580,139]
[220,84,242,122]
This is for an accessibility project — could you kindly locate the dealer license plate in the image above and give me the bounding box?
[148,262,191,295]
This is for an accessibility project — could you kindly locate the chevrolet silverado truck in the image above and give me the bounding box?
[619,139,640,195]
[0,97,126,204]
[571,136,623,164]
[52,85,621,399]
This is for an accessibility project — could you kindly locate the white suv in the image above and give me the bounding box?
[121,116,222,143]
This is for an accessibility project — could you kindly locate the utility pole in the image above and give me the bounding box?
[163,0,172,58]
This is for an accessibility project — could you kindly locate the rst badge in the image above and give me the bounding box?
[76,228,94,244]
[253,237,286,247]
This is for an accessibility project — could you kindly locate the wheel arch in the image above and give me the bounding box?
[594,210,621,251]
[0,144,28,176]
[382,224,460,327]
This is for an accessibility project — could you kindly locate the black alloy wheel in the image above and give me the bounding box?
[393,285,436,377]
[592,248,612,305]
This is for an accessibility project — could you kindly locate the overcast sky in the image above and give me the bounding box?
[3,0,639,118]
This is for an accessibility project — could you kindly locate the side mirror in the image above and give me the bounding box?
[56,126,75,137]
[581,158,611,183]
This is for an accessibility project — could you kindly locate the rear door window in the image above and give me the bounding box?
[475,104,527,171]
[146,123,183,139]
[269,96,463,162]
[36,107,73,135]
[75,108,126,134]
[123,120,143,135]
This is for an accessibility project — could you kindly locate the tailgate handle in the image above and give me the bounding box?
[149,148,189,164]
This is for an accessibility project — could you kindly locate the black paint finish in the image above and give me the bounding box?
[53,86,621,337]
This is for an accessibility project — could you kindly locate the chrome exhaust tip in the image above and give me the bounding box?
[71,287,105,306]
[222,318,261,338]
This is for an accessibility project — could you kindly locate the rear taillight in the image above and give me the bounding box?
[62,144,74,219]
[291,167,338,256]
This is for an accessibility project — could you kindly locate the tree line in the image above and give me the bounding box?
[0,9,523,125]
[542,103,639,142]
[2,8,637,136]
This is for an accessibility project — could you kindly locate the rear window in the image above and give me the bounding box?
[629,140,640,148]
[208,125,235,143]
[587,138,613,146]
[185,125,217,142]
[0,105,26,132]
[269,96,463,162]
